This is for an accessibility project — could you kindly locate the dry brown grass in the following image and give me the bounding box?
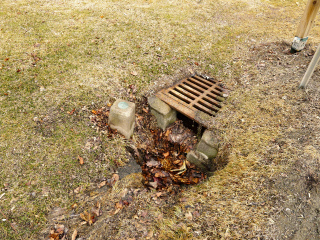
[2,0,320,239]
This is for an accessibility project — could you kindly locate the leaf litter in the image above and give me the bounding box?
[90,97,206,190]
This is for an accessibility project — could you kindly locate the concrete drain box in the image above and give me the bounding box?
[156,75,228,128]
[109,99,135,139]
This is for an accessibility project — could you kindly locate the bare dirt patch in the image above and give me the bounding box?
[235,41,320,239]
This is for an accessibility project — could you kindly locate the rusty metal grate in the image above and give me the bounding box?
[156,75,227,127]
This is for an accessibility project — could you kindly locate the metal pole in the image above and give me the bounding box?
[299,45,320,88]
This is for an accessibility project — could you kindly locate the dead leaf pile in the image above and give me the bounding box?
[90,98,206,190]
[137,124,206,190]
[133,99,206,189]
[79,201,102,226]
[89,107,118,137]
[49,224,67,240]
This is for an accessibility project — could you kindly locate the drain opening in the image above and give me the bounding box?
[156,75,228,128]
[183,81,204,93]
[203,97,221,108]
[169,90,191,104]
[188,78,208,90]
[178,84,200,97]
[192,76,213,87]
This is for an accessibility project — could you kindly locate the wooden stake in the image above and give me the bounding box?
[291,0,320,52]
[299,45,320,88]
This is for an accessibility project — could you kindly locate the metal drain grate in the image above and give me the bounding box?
[156,75,227,127]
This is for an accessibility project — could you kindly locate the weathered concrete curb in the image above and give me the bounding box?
[109,99,135,139]
[186,150,210,172]
[187,130,220,172]
[148,96,176,131]
[196,129,219,159]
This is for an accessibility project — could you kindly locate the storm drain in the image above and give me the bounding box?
[156,75,227,128]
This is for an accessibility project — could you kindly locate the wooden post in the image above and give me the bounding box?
[299,45,320,88]
[291,0,320,53]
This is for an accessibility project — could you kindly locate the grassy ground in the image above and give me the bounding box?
[1,0,320,239]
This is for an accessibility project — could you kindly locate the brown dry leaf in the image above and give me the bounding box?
[49,233,59,240]
[71,230,78,240]
[49,234,59,240]
[80,212,88,222]
[163,152,169,158]
[186,160,191,167]
[149,181,158,188]
[91,202,101,217]
[173,160,181,165]
[108,173,119,186]
[98,181,106,188]
[191,177,199,184]
[115,201,124,210]
[68,108,75,115]
[154,171,166,178]
[71,203,78,209]
[49,228,60,240]
[146,159,159,167]
[143,108,148,113]
[112,173,119,182]
[114,208,121,215]
[73,186,81,194]
[165,129,171,137]
[185,211,193,221]
[80,211,95,225]
[78,155,84,165]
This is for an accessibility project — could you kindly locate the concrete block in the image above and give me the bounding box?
[148,96,176,130]
[187,150,210,172]
[108,99,135,139]
[196,130,219,159]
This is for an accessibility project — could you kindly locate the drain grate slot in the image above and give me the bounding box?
[192,76,213,87]
[174,86,196,100]
[197,100,219,112]
[211,89,223,97]
[202,97,221,108]
[169,90,191,104]
[178,84,200,97]
[188,78,208,90]
[156,75,228,128]
[193,104,215,116]
[183,81,204,94]
[208,93,223,103]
